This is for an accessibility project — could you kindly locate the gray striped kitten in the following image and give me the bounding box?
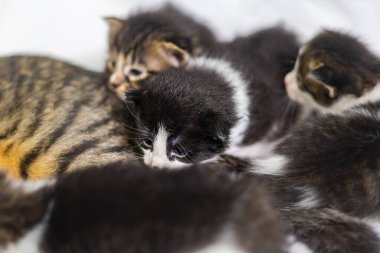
[0,55,136,179]
[248,31,380,218]
[1,162,378,253]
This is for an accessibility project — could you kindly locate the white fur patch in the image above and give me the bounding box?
[350,106,380,121]
[3,202,53,253]
[287,235,314,253]
[249,154,288,176]
[287,70,380,114]
[188,57,250,145]
[226,140,280,159]
[294,187,320,208]
[363,218,380,240]
[143,124,188,169]
[191,227,246,253]
[7,177,56,194]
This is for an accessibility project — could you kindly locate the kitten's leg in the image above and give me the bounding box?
[0,171,53,253]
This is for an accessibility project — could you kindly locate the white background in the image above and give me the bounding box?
[1,0,380,71]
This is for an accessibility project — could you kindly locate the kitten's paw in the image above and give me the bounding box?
[215,154,251,174]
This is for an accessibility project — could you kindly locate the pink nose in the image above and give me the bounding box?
[284,71,296,86]
[150,157,166,169]
[109,72,125,88]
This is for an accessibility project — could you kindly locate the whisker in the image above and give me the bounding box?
[123,102,149,129]
[129,142,145,150]
[122,122,150,134]
[123,129,146,136]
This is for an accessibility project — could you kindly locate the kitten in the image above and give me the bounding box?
[0,162,293,253]
[104,4,217,98]
[249,101,380,219]
[126,27,300,169]
[284,30,380,114]
[0,55,136,179]
[245,32,380,238]
[281,208,380,253]
[1,161,378,253]
[248,30,380,218]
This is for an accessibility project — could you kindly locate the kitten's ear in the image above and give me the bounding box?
[307,66,337,98]
[104,17,124,39]
[202,112,230,143]
[155,41,190,67]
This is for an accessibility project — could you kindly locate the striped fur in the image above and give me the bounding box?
[105,4,217,99]
[0,56,136,179]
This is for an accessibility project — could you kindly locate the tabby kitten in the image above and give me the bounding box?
[2,161,379,253]
[126,27,300,169]
[105,4,217,98]
[0,56,136,179]
[284,30,380,113]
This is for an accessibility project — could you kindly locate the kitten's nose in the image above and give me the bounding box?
[284,71,296,86]
[109,72,125,88]
[150,157,166,169]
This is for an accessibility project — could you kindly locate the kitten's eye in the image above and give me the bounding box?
[130,69,142,76]
[208,145,219,153]
[142,138,153,149]
[108,61,116,69]
[313,66,334,84]
[171,145,187,158]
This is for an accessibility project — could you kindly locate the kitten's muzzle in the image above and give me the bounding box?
[284,71,297,87]
[109,71,126,88]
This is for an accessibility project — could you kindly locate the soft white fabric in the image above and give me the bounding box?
[0,0,379,71]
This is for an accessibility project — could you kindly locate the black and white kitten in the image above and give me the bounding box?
[0,162,316,253]
[284,30,380,114]
[127,27,300,169]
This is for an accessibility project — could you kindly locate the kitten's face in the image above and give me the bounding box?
[126,68,234,169]
[285,30,380,113]
[105,17,190,99]
[135,122,224,170]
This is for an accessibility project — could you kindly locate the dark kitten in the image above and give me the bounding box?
[105,4,217,98]
[0,162,291,253]
[2,161,379,253]
[249,102,380,220]
[127,27,300,169]
[281,208,380,253]
[285,30,380,113]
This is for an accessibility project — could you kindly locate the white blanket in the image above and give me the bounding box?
[0,0,379,71]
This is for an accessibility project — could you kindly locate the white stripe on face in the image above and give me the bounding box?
[188,57,250,146]
[143,125,189,170]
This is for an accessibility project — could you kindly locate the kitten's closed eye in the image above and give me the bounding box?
[130,69,142,76]
[142,138,153,149]
[171,145,187,158]
[107,60,116,70]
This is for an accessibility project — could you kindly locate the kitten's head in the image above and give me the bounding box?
[104,11,195,98]
[126,67,237,169]
[285,30,380,112]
